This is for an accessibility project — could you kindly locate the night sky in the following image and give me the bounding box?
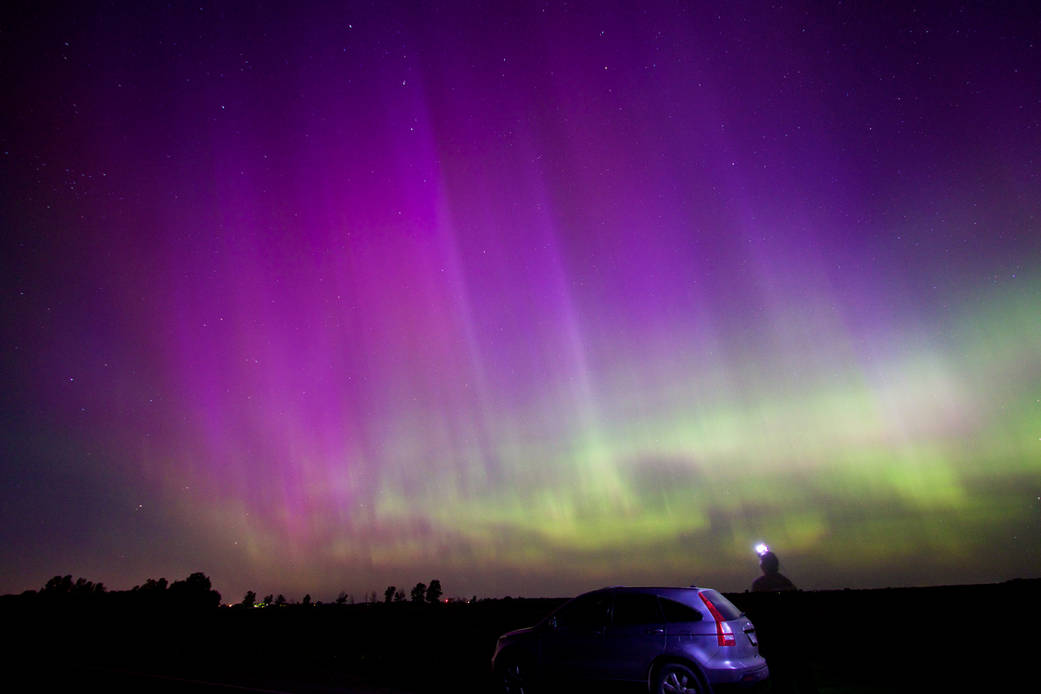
[2,1,1040,602]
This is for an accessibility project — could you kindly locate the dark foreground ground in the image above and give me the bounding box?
[6,579,1039,693]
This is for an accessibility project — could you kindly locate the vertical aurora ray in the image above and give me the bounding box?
[2,1,1040,599]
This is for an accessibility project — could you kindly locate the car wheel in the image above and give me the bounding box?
[653,662,704,694]
[498,656,532,694]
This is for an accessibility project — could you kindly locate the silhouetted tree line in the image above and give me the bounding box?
[16,572,450,614]
[43,574,107,595]
[352,580,443,605]
[403,579,442,604]
[12,571,222,611]
[232,579,446,608]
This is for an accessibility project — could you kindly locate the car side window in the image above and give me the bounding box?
[554,593,611,630]
[659,597,703,622]
[612,592,663,626]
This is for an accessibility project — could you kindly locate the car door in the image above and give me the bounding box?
[539,591,612,681]
[601,591,667,681]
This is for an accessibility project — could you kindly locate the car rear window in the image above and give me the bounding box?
[658,597,703,622]
[698,589,743,620]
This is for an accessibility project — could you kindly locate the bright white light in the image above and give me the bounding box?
[754,543,769,556]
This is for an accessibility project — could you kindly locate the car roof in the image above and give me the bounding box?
[581,586,711,601]
[594,585,704,592]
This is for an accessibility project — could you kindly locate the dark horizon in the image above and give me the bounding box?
[7,568,1041,607]
[7,569,1041,606]
[9,571,1038,693]
[3,0,1040,602]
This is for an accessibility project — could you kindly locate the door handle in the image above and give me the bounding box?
[645,627,665,634]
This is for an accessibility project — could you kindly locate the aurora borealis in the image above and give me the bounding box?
[2,1,1040,601]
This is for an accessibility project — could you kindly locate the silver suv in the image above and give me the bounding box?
[492,586,769,693]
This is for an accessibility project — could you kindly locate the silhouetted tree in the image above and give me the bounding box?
[275,594,286,606]
[263,594,273,606]
[410,582,427,603]
[384,585,396,603]
[43,575,73,594]
[41,575,104,600]
[140,577,168,592]
[336,591,348,605]
[73,577,95,594]
[426,579,443,604]
[168,572,221,609]
[241,590,256,607]
[394,590,405,602]
[130,577,168,609]
[302,593,312,607]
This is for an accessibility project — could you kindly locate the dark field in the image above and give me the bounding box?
[6,580,1038,693]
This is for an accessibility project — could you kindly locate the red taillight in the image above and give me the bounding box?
[699,591,737,646]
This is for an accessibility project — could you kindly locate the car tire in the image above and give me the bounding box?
[497,655,533,694]
[653,662,705,694]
